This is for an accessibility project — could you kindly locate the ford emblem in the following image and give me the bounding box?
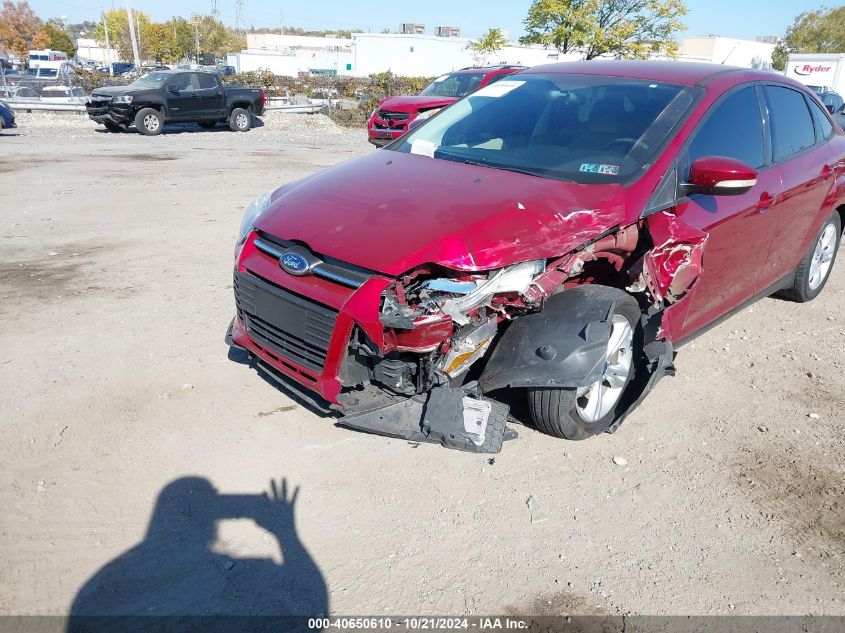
[280,251,309,275]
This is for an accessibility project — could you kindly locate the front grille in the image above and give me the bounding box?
[234,272,337,373]
[376,110,410,129]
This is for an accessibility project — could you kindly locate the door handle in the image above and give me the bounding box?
[756,192,775,212]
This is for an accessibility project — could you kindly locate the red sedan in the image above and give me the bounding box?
[229,61,844,453]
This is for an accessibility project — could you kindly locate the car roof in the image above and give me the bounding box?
[521,60,782,87]
[453,65,525,75]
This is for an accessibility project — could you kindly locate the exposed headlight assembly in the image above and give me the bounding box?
[439,259,545,325]
[112,95,133,103]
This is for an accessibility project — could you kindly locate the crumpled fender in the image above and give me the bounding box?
[478,286,630,393]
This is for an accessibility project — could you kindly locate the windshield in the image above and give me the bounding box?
[419,73,485,98]
[392,73,699,184]
[130,72,170,88]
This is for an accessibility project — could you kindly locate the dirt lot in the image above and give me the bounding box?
[1,112,844,619]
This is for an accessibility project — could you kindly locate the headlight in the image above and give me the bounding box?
[113,95,133,103]
[235,190,273,259]
[415,108,441,121]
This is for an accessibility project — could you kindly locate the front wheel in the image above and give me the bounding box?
[527,294,641,440]
[229,107,251,132]
[778,212,841,303]
[134,108,163,136]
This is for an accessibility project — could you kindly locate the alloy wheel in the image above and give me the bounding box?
[809,223,836,291]
[575,314,634,423]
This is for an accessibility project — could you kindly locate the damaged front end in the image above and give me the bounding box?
[336,259,545,452]
[332,208,709,452]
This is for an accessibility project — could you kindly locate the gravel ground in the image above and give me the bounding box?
[1,112,844,621]
[7,110,367,147]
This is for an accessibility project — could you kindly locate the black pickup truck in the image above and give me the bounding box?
[86,70,265,135]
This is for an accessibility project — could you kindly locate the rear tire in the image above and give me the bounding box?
[229,107,251,132]
[134,108,163,136]
[778,212,841,303]
[103,120,123,133]
[527,291,642,440]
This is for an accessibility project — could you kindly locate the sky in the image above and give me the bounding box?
[28,0,826,42]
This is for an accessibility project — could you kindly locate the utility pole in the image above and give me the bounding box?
[126,0,141,67]
[190,19,201,64]
[102,9,114,76]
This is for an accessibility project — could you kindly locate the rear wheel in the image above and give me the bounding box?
[103,120,123,133]
[778,212,841,303]
[229,107,251,132]
[134,108,163,136]
[527,294,641,440]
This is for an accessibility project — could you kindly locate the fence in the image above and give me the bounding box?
[0,65,435,124]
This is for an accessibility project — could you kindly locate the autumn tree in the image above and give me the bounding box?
[520,0,686,60]
[772,7,845,71]
[468,28,509,65]
[32,22,76,56]
[0,0,42,58]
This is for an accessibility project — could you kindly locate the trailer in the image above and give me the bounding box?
[785,53,845,95]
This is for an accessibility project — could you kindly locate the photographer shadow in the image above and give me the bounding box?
[68,477,327,630]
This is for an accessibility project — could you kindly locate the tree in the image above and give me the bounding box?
[468,28,509,65]
[0,0,42,58]
[94,8,150,61]
[32,22,76,56]
[771,7,845,71]
[520,0,687,60]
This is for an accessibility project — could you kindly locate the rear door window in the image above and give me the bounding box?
[765,85,816,161]
[686,86,765,168]
[197,73,218,90]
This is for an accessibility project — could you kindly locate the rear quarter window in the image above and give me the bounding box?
[197,73,218,90]
[766,85,816,161]
[808,97,834,141]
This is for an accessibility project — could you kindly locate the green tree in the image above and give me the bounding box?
[0,0,42,59]
[771,7,845,71]
[468,28,509,65]
[191,14,245,59]
[520,0,687,60]
[32,22,76,56]
[94,8,150,61]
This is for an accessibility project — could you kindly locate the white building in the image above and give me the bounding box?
[76,38,118,65]
[678,36,776,69]
[225,31,777,78]
[227,31,568,77]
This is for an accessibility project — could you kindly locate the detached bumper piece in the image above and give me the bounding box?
[338,387,514,454]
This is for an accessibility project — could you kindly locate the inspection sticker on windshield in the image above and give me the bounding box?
[579,162,620,175]
[473,80,525,98]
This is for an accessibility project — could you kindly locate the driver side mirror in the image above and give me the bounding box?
[684,155,757,196]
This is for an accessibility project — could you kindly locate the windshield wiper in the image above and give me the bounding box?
[462,159,543,178]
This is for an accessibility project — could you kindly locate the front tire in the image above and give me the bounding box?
[229,107,251,132]
[778,212,841,303]
[527,293,641,440]
[134,108,163,136]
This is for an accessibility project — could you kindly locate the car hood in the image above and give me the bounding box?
[377,95,458,114]
[255,151,628,276]
[90,85,146,97]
